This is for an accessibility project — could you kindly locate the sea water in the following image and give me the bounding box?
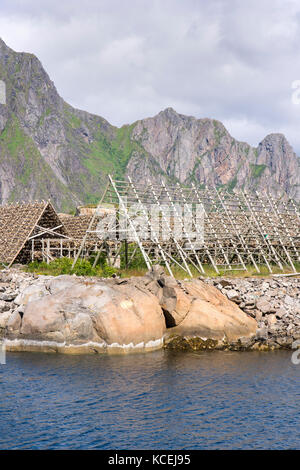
[0,350,299,449]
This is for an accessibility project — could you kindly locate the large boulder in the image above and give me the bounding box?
[92,283,165,347]
[6,311,22,333]
[19,278,165,350]
[14,282,49,306]
[21,295,68,338]
[4,271,258,354]
[45,275,81,295]
[166,279,257,343]
[0,311,12,329]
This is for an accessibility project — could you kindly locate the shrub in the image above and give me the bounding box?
[72,259,98,277]
[26,257,102,277]
[102,265,117,277]
[89,252,107,267]
[49,257,73,274]
[120,245,148,269]
[27,260,49,272]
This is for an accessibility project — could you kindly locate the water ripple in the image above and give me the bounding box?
[0,350,299,449]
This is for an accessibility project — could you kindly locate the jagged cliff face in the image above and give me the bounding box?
[0,39,141,211]
[130,108,300,200]
[0,38,299,211]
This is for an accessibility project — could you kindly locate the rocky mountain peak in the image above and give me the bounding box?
[161,106,177,114]
[0,37,16,65]
[260,133,289,147]
[0,40,299,210]
[158,106,198,124]
[0,37,9,50]
[159,107,183,119]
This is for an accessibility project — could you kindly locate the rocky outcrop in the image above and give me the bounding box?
[21,276,165,348]
[0,267,299,354]
[0,38,299,210]
[0,267,258,354]
[165,279,257,346]
[203,276,300,350]
[130,109,300,201]
[0,39,132,210]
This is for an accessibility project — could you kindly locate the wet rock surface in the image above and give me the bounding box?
[0,267,298,353]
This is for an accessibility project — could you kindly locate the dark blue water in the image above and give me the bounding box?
[0,350,299,449]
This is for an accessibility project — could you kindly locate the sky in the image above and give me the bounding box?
[1,0,300,152]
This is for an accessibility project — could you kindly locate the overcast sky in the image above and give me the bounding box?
[1,0,300,152]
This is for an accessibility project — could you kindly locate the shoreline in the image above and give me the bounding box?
[0,267,299,355]
[3,337,165,354]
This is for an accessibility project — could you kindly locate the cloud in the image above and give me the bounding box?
[1,0,300,152]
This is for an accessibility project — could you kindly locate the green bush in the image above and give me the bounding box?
[72,259,98,276]
[88,252,107,267]
[26,257,117,278]
[102,264,117,277]
[49,257,73,274]
[120,245,148,269]
[88,253,118,277]
[27,260,49,272]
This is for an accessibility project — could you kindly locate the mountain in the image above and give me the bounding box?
[0,38,299,211]
[0,38,141,211]
[129,109,300,200]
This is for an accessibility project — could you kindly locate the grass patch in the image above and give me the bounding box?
[187,152,208,184]
[125,261,300,279]
[82,123,144,181]
[63,107,82,128]
[226,176,237,192]
[23,250,300,280]
[250,163,267,178]
[26,257,117,278]
[213,120,226,144]
[0,114,75,209]
[81,121,156,184]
